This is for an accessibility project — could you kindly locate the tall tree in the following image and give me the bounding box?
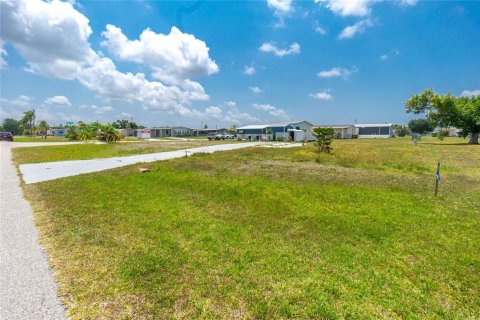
[408,119,434,134]
[20,109,36,137]
[1,118,21,135]
[405,89,480,144]
[37,120,49,139]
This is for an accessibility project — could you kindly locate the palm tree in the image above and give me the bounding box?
[37,120,49,139]
[65,126,78,141]
[99,124,122,143]
[20,109,36,137]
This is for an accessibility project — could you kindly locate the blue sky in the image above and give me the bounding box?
[1,0,479,128]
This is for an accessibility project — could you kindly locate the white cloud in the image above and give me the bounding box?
[44,95,71,106]
[317,66,356,79]
[203,102,259,124]
[205,106,223,120]
[10,95,32,107]
[309,90,333,100]
[0,41,7,68]
[338,19,373,39]
[380,49,400,61]
[314,25,327,35]
[91,105,114,115]
[244,65,256,75]
[399,0,417,6]
[249,86,262,94]
[461,90,480,97]
[266,0,292,14]
[253,103,289,119]
[0,0,95,79]
[379,54,389,61]
[101,24,219,84]
[119,112,132,118]
[259,42,300,57]
[316,0,379,17]
[1,0,216,118]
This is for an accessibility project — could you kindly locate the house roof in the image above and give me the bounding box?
[238,120,313,130]
[317,124,355,129]
[354,123,393,128]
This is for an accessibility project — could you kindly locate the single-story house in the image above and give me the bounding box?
[173,126,193,137]
[119,128,136,137]
[50,128,67,137]
[354,123,394,138]
[316,124,356,139]
[237,121,315,142]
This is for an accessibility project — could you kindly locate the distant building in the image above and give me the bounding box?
[51,128,67,137]
[237,121,314,141]
[354,123,394,138]
[119,128,136,137]
[172,126,193,137]
[316,124,356,139]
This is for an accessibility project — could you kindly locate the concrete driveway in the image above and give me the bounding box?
[19,142,266,184]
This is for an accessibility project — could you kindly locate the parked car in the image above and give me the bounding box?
[207,132,225,140]
[222,133,236,139]
[0,132,13,141]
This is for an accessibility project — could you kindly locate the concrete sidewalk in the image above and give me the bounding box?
[0,142,67,319]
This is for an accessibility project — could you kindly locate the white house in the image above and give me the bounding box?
[317,124,356,139]
[354,123,394,138]
[237,121,315,141]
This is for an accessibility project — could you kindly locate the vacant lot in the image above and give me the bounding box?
[13,139,239,164]
[22,138,479,319]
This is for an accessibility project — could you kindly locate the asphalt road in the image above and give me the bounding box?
[0,142,67,319]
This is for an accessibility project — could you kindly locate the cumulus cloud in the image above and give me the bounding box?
[461,90,480,97]
[339,19,373,39]
[259,42,300,57]
[317,66,357,79]
[44,95,71,106]
[244,65,256,75]
[205,105,223,120]
[249,86,262,94]
[10,95,32,107]
[91,105,114,115]
[309,90,333,100]
[1,0,216,117]
[101,24,219,84]
[316,0,379,17]
[253,103,289,120]
[0,0,95,79]
[203,101,258,124]
[266,0,292,14]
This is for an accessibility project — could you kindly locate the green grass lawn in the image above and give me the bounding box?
[13,135,72,142]
[22,137,479,319]
[12,139,241,164]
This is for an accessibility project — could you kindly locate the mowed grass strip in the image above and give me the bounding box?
[12,139,241,164]
[24,139,479,319]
